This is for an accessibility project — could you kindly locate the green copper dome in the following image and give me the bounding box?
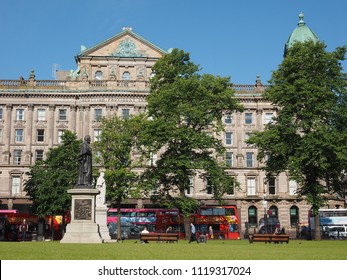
[284,13,319,56]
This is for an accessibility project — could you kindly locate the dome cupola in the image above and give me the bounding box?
[284,13,319,56]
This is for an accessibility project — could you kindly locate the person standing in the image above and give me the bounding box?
[189,223,199,243]
[20,219,28,242]
[209,226,214,239]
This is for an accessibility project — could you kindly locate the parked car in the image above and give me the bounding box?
[326,226,347,240]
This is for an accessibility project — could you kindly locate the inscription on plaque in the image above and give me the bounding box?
[74,199,92,220]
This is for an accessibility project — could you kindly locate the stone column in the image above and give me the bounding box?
[84,106,90,137]
[25,104,34,164]
[70,105,77,133]
[48,105,55,147]
[3,104,13,164]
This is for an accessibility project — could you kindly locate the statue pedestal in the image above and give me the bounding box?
[60,189,102,243]
[95,205,112,242]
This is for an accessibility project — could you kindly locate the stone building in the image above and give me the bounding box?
[0,16,344,238]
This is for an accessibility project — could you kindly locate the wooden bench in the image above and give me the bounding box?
[140,233,179,243]
[249,234,290,244]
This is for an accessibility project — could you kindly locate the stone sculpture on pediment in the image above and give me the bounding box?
[111,38,145,57]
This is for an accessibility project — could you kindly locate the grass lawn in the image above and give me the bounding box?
[1,239,347,260]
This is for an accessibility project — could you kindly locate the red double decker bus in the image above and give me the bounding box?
[198,206,239,239]
[156,205,240,240]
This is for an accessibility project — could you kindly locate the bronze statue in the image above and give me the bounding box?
[76,135,93,188]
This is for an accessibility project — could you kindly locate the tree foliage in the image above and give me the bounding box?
[248,41,347,233]
[142,48,243,216]
[93,114,148,240]
[24,131,81,217]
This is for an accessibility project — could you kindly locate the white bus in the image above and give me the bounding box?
[310,209,347,239]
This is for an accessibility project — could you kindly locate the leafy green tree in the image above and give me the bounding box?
[24,131,81,238]
[248,41,347,239]
[142,48,243,237]
[93,114,147,241]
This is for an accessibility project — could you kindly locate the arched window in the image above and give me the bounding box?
[248,206,257,226]
[269,205,278,218]
[95,71,103,80]
[122,71,130,80]
[290,206,299,227]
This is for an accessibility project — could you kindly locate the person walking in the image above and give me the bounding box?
[189,223,199,243]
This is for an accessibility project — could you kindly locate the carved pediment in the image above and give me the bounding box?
[78,28,166,59]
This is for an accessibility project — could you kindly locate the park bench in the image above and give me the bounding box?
[140,232,179,243]
[248,233,290,244]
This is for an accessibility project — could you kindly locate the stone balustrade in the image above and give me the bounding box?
[0,79,267,93]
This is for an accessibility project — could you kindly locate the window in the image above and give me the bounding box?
[122,71,130,80]
[58,130,65,143]
[15,129,24,142]
[226,180,235,195]
[11,176,21,195]
[185,177,194,196]
[122,109,130,119]
[225,114,232,124]
[225,132,233,145]
[269,205,278,218]
[289,180,298,195]
[95,71,103,80]
[148,152,157,166]
[0,107,3,119]
[246,152,254,167]
[0,128,2,143]
[290,206,299,227]
[13,150,22,165]
[247,177,256,195]
[226,152,233,167]
[16,109,25,121]
[94,129,101,142]
[245,113,253,124]
[58,109,67,121]
[35,150,44,161]
[248,206,258,226]
[206,181,213,195]
[37,109,46,121]
[268,177,276,195]
[245,132,254,145]
[264,112,273,124]
[94,109,102,121]
[37,129,45,142]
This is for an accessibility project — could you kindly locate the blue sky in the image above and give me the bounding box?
[1,0,346,84]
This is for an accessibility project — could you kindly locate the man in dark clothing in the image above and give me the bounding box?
[20,219,28,241]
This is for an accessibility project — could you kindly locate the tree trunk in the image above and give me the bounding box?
[116,198,122,241]
[51,212,54,241]
[184,215,191,240]
[314,214,321,240]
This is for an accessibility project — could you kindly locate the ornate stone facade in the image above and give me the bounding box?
[0,27,343,239]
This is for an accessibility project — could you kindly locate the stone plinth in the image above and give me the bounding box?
[60,188,102,243]
[95,205,111,242]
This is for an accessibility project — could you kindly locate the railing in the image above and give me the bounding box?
[0,80,23,86]
[0,79,266,93]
